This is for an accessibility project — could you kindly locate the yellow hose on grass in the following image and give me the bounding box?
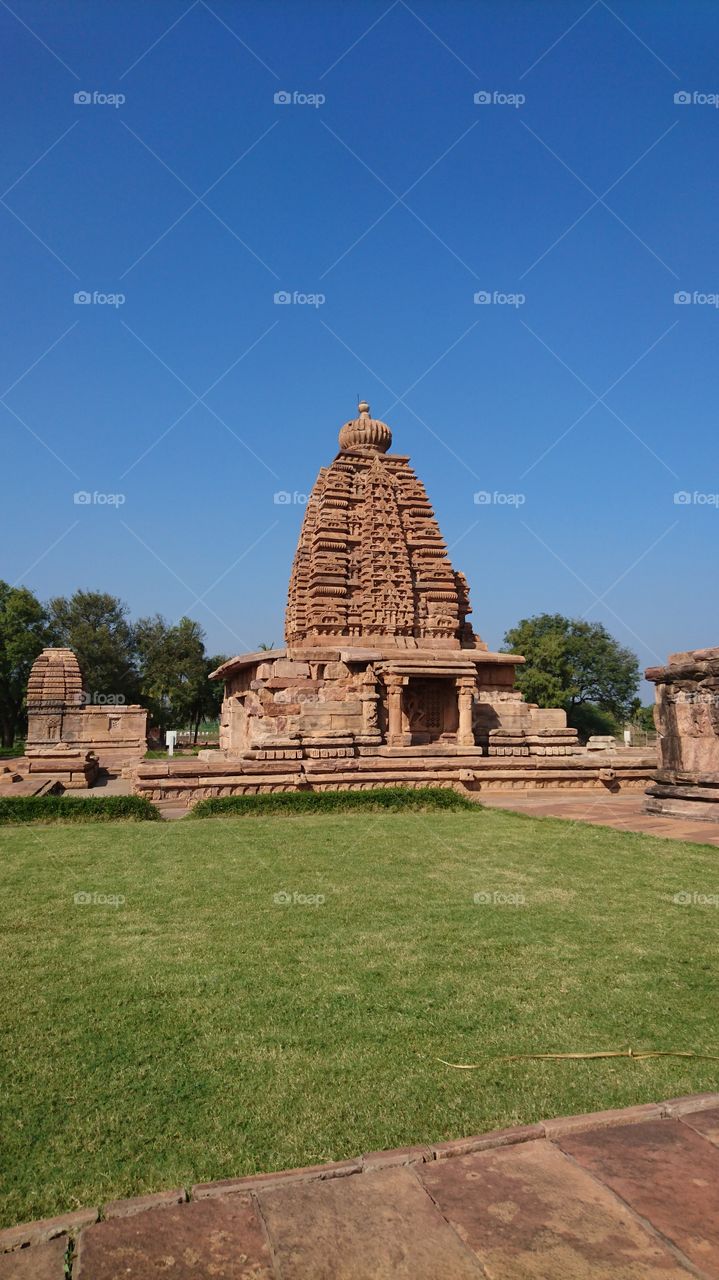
[436,1048,719,1069]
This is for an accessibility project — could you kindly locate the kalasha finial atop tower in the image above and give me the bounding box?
[338,400,392,454]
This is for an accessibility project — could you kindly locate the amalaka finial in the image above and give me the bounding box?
[338,400,392,454]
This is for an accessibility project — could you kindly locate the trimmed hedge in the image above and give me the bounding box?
[0,795,161,824]
[190,786,479,818]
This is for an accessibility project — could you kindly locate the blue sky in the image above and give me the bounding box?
[2,0,718,692]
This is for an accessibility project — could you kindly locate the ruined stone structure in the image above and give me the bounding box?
[133,403,655,804]
[24,647,147,784]
[645,647,719,820]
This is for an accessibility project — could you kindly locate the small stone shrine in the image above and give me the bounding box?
[24,647,147,784]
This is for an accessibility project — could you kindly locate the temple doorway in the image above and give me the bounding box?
[404,678,458,744]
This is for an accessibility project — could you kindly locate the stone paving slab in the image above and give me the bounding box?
[256,1165,484,1279]
[557,1118,719,1274]
[419,1139,691,1278]
[4,1095,719,1278]
[0,1236,67,1279]
[679,1105,719,1146]
[74,1196,274,1279]
[480,790,719,845]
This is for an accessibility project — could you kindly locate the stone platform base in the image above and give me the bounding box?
[0,766,62,799]
[645,769,719,822]
[2,750,100,793]
[133,748,656,807]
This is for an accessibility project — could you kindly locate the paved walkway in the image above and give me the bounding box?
[481,789,719,846]
[3,1094,719,1277]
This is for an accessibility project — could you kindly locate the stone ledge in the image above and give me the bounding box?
[542,1102,663,1138]
[102,1188,186,1219]
[191,1157,362,1199]
[431,1122,544,1160]
[361,1144,433,1171]
[660,1091,719,1117]
[0,1208,97,1253]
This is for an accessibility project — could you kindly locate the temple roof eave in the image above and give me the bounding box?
[210,647,525,681]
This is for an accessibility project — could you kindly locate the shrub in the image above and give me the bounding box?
[0,795,161,824]
[190,787,478,818]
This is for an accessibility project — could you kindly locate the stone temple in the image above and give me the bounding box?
[208,403,579,781]
[133,402,655,802]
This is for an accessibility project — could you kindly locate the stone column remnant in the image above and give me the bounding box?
[645,646,719,820]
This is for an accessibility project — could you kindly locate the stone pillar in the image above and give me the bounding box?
[385,675,408,746]
[456,678,476,747]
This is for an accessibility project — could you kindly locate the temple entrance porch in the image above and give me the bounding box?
[382,666,477,748]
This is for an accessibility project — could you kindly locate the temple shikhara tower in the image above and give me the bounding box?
[209,403,579,783]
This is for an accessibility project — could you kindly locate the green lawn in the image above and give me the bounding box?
[1,808,718,1227]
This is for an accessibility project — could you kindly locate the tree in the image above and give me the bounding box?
[187,654,227,742]
[502,614,640,731]
[632,704,657,733]
[135,615,222,739]
[134,615,174,733]
[0,581,50,747]
[48,591,138,704]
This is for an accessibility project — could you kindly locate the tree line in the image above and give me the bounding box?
[0,581,227,748]
[502,613,645,738]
